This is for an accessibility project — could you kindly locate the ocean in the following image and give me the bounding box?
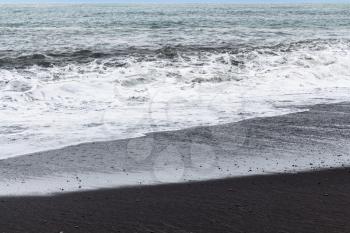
[1,4,350,159]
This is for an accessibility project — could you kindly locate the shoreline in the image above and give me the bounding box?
[1,102,350,232]
[1,102,350,195]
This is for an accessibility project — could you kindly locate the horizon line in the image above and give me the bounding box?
[0,1,349,4]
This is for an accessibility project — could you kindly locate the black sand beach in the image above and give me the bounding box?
[2,102,350,232]
[2,4,350,233]
[1,168,350,233]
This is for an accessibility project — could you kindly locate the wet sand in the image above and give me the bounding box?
[2,102,350,195]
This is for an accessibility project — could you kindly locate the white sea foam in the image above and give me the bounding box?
[1,40,350,159]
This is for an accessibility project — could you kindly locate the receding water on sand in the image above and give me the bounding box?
[1,103,350,196]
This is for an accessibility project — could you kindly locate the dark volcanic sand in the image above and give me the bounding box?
[1,168,350,233]
[2,102,350,232]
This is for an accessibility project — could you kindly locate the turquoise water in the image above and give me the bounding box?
[0,4,349,60]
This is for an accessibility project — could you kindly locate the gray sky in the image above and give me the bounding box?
[0,0,348,3]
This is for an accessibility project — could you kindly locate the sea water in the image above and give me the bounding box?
[1,4,350,159]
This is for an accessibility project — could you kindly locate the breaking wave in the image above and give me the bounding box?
[1,38,347,68]
[1,38,350,158]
